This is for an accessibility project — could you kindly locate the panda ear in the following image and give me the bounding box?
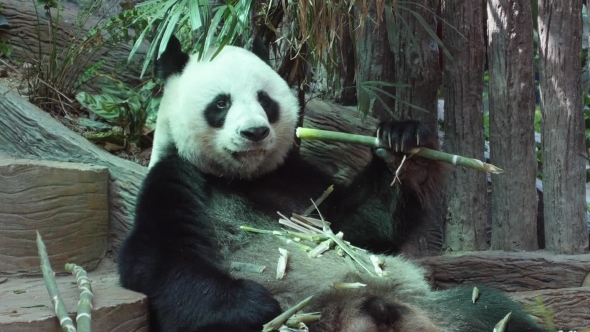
[156,34,190,80]
[360,296,407,326]
[251,36,270,65]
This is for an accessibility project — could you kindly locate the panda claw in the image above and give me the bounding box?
[387,132,392,150]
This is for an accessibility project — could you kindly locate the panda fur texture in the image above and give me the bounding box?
[229,236,548,332]
[117,34,543,332]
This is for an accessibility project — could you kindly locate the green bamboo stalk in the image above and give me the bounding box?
[65,263,93,332]
[296,127,504,174]
[262,296,314,332]
[36,231,77,332]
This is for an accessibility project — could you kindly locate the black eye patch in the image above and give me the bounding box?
[204,93,231,128]
[257,91,279,123]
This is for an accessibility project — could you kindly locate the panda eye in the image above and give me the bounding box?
[216,100,228,109]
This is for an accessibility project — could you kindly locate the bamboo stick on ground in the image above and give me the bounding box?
[296,127,504,174]
[36,231,77,332]
[65,263,93,332]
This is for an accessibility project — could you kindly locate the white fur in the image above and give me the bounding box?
[150,45,300,179]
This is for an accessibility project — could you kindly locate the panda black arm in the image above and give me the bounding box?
[304,120,445,253]
[117,156,281,331]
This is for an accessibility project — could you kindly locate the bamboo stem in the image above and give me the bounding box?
[36,231,77,332]
[262,296,314,332]
[296,127,504,174]
[65,263,93,332]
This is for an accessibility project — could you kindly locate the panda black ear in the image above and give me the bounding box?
[156,34,190,80]
[360,296,407,326]
[251,36,270,65]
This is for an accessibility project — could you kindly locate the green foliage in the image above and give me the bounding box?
[127,0,253,78]
[24,0,146,115]
[0,39,13,58]
[523,296,557,332]
[76,74,161,146]
[121,0,451,120]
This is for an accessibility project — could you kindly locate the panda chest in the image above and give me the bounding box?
[209,177,319,221]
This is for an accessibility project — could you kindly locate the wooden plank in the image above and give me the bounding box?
[417,250,590,292]
[0,270,148,331]
[0,159,108,275]
[509,287,590,331]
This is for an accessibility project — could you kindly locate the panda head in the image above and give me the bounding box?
[150,35,300,180]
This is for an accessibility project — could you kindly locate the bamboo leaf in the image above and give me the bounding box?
[188,0,203,30]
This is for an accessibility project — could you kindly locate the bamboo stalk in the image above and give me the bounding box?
[263,296,314,332]
[36,231,77,332]
[65,263,93,332]
[302,185,334,216]
[296,127,504,174]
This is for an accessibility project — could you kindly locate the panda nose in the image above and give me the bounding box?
[240,126,270,142]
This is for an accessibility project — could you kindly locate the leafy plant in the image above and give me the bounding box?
[0,39,13,58]
[23,0,146,115]
[76,74,161,147]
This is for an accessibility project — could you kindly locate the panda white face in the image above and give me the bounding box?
[150,41,300,180]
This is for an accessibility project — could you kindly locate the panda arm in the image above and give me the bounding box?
[291,121,445,252]
[118,158,281,331]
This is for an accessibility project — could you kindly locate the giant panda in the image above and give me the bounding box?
[117,34,546,332]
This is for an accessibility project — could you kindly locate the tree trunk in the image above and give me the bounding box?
[354,2,397,121]
[537,0,588,253]
[442,0,488,251]
[391,0,441,132]
[333,18,357,106]
[487,0,538,250]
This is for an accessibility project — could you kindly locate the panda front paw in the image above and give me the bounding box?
[230,279,282,330]
[373,120,437,161]
[376,120,436,153]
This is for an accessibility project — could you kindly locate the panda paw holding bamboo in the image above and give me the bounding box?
[375,120,437,158]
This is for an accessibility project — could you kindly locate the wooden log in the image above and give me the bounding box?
[0,85,147,256]
[0,271,148,331]
[509,287,590,331]
[417,250,590,292]
[0,0,148,91]
[0,158,108,276]
[301,99,376,184]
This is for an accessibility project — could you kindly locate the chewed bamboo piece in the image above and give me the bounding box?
[36,231,77,332]
[296,127,504,174]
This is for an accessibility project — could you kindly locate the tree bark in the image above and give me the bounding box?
[441,0,488,251]
[537,0,588,253]
[391,0,441,132]
[354,2,397,121]
[417,250,590,292]
[487,0,538,250]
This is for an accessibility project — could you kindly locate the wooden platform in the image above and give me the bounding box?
[0,269,148,331]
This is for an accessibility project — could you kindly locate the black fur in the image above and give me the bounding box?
[251,36,270,65]
[204,93,232,128]
[118,35,446,331]
[257,91,280,123]
[157,35,189,79]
